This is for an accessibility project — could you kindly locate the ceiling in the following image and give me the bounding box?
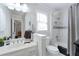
[10,3,73,15]
[27,3,73,11]
[2,3,73,14]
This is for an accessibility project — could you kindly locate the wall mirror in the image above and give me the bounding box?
[0,3,32,44]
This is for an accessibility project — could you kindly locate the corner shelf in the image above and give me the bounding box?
[53,26,67,29]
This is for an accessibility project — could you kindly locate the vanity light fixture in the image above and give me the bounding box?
[15,3,21,11]
[21,4,29,12]
[5,3,29,12]
[8,6,14,10]
[7,3,15,10]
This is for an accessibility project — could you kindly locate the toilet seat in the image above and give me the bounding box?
[46,45,59,55]
[47,45,59,52]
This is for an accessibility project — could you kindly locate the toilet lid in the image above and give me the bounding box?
[47,45,59,52]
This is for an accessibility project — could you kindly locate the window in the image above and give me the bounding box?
[37,12,47,31]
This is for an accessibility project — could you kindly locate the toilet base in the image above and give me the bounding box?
[46,51,64,56]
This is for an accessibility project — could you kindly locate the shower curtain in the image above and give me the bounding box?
[68,3,78,56]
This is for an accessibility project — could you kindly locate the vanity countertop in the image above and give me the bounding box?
[0,41,37,55]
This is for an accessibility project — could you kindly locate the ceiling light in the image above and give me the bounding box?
[15,3,21,11]
[7,3,15,10]
[21,4,29,12]
[4,3,29,12]
[8,6,14,10]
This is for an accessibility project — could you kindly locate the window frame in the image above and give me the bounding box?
[37,12,48,31]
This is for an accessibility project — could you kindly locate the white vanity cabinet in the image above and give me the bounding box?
[0,42,38,56]
[2,46,38,56]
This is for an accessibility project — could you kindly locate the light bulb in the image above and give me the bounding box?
[8,6,14,10]
[21,4,29,12]
[7,3,15,10]
[15,3,21,11]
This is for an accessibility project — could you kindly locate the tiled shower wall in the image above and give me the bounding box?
[50,9,68,48]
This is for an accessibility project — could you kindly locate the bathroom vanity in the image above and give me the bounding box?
[0,41,38,56]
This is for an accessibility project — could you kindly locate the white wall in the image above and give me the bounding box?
[0,5,11,37]
[25,5,51,37]
[25,12,33,31]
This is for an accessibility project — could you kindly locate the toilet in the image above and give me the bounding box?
[46,45,60,56]
[46,37,62,56]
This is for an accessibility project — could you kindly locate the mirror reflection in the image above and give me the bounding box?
[0,3,32,46]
